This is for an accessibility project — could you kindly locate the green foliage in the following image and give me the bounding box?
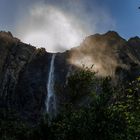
[67,67,96,101]
[1,69,140,140]
[108,77,140,140]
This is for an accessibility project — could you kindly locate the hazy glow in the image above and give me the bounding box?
[16,1,115,53]
[17,4,87,52]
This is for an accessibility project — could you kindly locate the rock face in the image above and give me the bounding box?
[0,31,140,123]
[0,31,71,123]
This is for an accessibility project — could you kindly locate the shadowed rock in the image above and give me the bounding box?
[0,31,140,123]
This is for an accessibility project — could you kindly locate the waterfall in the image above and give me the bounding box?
[46,54,56,119]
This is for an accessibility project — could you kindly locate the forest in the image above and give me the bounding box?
[0,67,140,140]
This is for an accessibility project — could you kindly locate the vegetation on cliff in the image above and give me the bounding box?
[0,68,140,140]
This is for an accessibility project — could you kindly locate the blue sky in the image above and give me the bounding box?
[0,0,140,51]
[102,0,140,39]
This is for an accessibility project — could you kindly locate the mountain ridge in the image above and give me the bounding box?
[0,30,140,123]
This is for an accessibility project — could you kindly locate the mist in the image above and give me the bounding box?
[16,0,115,52]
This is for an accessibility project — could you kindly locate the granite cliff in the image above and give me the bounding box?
[0,31,140,123]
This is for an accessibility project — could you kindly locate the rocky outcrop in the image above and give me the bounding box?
[69,31,140,82]
[0,31,71,123]
[70,32,126,76]
[0,31,140,123]
[0,32,35,105]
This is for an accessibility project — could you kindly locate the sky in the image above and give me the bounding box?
[0,0,140,52]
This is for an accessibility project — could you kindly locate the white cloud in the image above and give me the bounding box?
[16,1,115,52]
[16,4,88,52]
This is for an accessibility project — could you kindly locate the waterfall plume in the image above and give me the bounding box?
[46,54,57,119]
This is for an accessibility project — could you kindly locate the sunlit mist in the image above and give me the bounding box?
[16,1,115,52]
[17,4,87,52]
